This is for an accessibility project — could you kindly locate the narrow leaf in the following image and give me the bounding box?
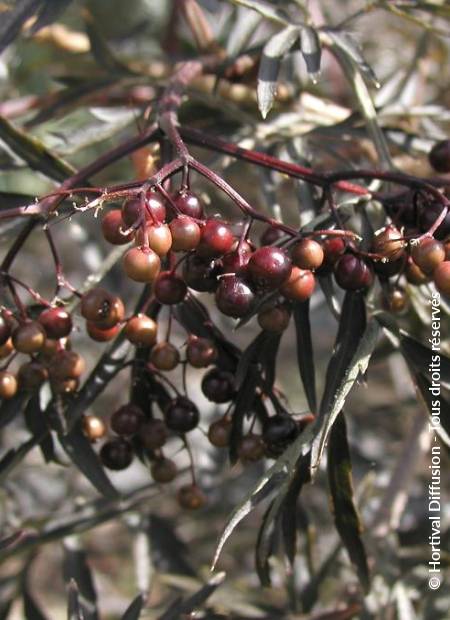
[67,580,83,620]
[121,594,144,620]
[293,300,317,411]
[157,572,225,620]
[29,0,74,34]
[327,413,370,592]
[0,0,41,53]
[23,589,49,620]
[323,29,379,87]
[60,420,119,499]
[63,545,98,620]
[300,26,321,82]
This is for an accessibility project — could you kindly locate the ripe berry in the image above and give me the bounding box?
[100,438,134,471]
[382,288,409,314]
[263,414,298,453]
[186,336,218,368]
[87,322,120,342]
[321,237,346,266]
[411,237,445,274]
[280,267,315,301]
[111,404,144,436]
[154,272,187,305]
[197,219,234,258]
[12,321,46,354]
[48,350,86,381]
[123,247,161,282]
[237,433,265,462]
[334,255,373,291]
[221,244,253,275]
[215,275,255,318]
[385,200,417,227]
[0,314,12,346]
[405,259,430,285]
[374,257,404,278]
[136,224,172,256]
[38,307,72,339]
[182,254,220,292]
[257,305,290,333]
[433,261,450,295]
[445,238,450,261]
[291,239,324,270]
[51,377,79,394]
[151,458,177,483]
[124,314,157,347]
[207,417,232,447]
[418,203,450,240]
[177,484,206,510]
[18,361,48,391]
[81,288,124,327]
[428,139,450,173]
[164,396,199,433]
[201,367,235,403]
[0,339,14,360]
[122,193,165,227]
[169,215,201,251]
[82,415,107,442]
[171,189,204,220]
[139,419,168,450]
[0,371,17,399]
[371,225,405,260]
[248,246,292,290]
[150,342,180,371]
[260,226,284,246]
[101,210,133,245]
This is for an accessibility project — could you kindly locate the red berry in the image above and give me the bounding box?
[334,255,373,290]
[169,215,201,251]
[164,396,199,433]
[124,314,158,347]
[18,361,48,391]
[291,239,324,270]
[122,192,165,227]
[371,225,405,260]
[280,267,315,301]
[197,219,234,258]
[139,419,168,450]
[411,237,445,274]
[150,342,180,371]
[221,246,252,275]
[171,189,204,220]
[48,350,86,381]
[405,259,430,285]
[177,484,206,510]
[428,139,450,173]
[186,336,218,368]
[145,190,167,222]
[208,416,232,447]
[318,237,346,273]
[12,321,46,354]
[100,438,134,470]
[237,433,265,463]
[0,371,17,399]
[87,322,120,342]
[382,288,409,314]
[201,367,235,403]
[82,415,106,442]
[39,307,72,339]
[81,289,124,327]
[154,271,187,305]
[215,275,255,318]
[111,404,144,436]
[123,247,161,282]
[135,223,172,256]
[257,305,290,332]
[101,210,133,245]
[248,246,292,290]
[151,458,177,483]
[433,261,450,295]
[182,254,220,292]
[0,339,13,360]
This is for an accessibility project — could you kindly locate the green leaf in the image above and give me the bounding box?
[327,413,370,592]
[0,116,76,182]
[67,580,83,620]
[0,434,42,485]
[0,0,41,53]
[293,300,317,411]
[63,545,98,620]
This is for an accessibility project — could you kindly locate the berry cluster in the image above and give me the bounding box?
[1,139,449,510]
